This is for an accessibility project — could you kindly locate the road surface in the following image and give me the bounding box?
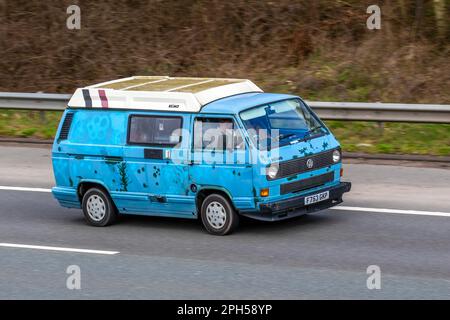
[0,144,449,299]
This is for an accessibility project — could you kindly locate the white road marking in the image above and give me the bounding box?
[0,243,119,255]
[1,185,449,218]
[0,186,51,193]
[331,206,450,217]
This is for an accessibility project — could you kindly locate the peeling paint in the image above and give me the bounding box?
[298,147,307,155]
[117,161,129,192]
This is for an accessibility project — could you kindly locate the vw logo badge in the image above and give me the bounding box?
[306,158,314,169]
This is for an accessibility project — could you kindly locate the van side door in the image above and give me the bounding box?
[121,112,195,217]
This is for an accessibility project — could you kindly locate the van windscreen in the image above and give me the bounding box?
[240,98,326,150]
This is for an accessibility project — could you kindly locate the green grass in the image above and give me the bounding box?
[326,121,450,156]
[0,110,449,156]
[0,110,62,139]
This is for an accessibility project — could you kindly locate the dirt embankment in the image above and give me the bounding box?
[1,1,449,103]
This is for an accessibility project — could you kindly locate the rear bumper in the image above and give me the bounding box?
[240,182,351,221]
[52,186,81,209]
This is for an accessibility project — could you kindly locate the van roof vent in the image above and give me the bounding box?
[58,112,74,141]
[67,76,263,112]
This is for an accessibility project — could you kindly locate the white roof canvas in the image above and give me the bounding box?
[67,76,263,112]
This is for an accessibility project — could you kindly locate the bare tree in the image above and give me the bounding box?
[433,0,447,38]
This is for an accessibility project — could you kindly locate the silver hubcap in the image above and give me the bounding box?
[86,194,106,222]
[206,201,227,229]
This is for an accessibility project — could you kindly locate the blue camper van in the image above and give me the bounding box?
[52,76,351,235]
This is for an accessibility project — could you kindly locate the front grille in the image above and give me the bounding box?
[280,172,334,195]
[274,149,337,180]
[58,112,74,141]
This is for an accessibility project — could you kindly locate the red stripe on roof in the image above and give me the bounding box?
[98,90,109,108]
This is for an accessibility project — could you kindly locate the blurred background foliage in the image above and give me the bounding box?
[0,0,449,154]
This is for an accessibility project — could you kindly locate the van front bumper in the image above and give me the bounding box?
[240,182,351,221]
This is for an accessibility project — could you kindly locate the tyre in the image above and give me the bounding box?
[82,187,118,227]
[200,194,239,236]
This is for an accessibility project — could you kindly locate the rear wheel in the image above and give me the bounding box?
[82,188,117,227]
[200,194,239,236]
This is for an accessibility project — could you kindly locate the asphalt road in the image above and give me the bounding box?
[0,144,449,299]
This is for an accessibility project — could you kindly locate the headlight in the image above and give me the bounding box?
[267,164,279,179]
[332,149,341,163]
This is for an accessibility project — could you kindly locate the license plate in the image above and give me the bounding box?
[304,191,329,205]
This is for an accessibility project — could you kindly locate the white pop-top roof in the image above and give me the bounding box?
[67,76,263,112]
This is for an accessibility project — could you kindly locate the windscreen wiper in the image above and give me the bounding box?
[288,126,324,145]
[276,133,296,141]
[310,124,324,132]
[303,125,324,140]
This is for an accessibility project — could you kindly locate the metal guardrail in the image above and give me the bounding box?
[1,92,450,123]
[0,92,72,111]
[307,101,450,123]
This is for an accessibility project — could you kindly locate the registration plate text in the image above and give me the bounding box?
[304,191,329,205]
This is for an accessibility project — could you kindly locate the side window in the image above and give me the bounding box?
[194,118,244,151]
[68,111,128,145]
[234,129,245,150]
[128,115,182,147]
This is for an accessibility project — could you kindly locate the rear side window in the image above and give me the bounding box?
[128,115,182,147]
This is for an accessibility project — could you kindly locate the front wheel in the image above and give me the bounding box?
[82,188,118,227]
[200,194,239,236]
